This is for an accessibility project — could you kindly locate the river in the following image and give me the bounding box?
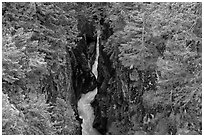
[77,30,100,135]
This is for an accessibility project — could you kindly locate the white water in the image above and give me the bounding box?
[77,30,100,135]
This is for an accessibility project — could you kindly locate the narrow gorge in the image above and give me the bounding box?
[77,30,100,135]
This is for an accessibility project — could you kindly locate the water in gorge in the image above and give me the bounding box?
[77,30,100,135]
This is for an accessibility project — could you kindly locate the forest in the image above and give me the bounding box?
[2,2,202,135]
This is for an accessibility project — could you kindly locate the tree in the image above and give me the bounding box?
[2,2,81,134]
[103,2,202,134]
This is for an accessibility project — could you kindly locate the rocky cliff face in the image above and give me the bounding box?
[67,18,114,134]
[91,45,112,134]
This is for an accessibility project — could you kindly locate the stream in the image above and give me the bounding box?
[77,30,100,135]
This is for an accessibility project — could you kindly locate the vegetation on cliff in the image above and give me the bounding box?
[2,2,202,135]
